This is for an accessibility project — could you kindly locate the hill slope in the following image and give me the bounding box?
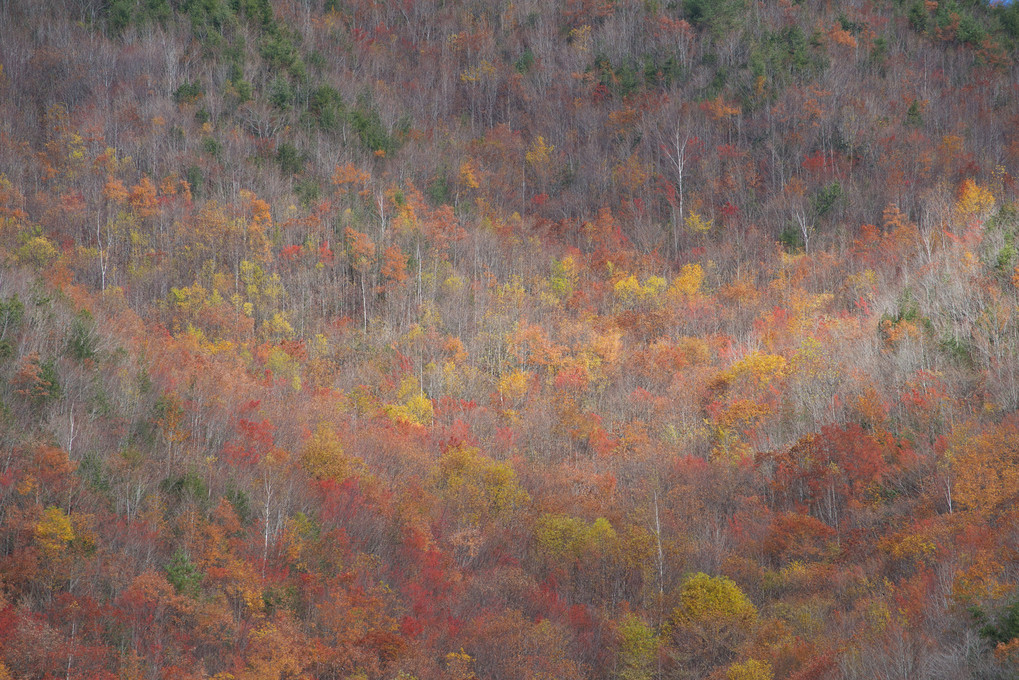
[2,0,1019,678]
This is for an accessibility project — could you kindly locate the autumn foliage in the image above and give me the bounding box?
[0,0,1018,678]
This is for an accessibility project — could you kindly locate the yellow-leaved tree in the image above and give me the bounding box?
[616,614,660,680]
[948,421,1019,517]
[36,505,75,553]
[432,446,529,527]
[385,375,434,426]
[726,658,774,680]
[684,210,713,235]
[301,423,364,483]
[669,572,758,671]
[955,178,994,220]
[670,263,705,298]
[534,514,617,564]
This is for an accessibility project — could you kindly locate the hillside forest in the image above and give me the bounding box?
[2,0,1019,678]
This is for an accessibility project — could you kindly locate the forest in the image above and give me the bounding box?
[1,0,1019,678]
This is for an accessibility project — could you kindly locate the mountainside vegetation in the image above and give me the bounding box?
[2,0,1019,678]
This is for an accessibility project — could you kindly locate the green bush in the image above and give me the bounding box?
[0,294,24,341]
[515,48,535,74]
[812,181,845,218]
[173,81,204,105]
[310,85,344,131]
[232,0,274,28]
[165,548,202,596]
[276,143,304,175]
[66,311,99,362]
[269,76,294,110]
[295,177,321,207]
[350,101,395,154]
